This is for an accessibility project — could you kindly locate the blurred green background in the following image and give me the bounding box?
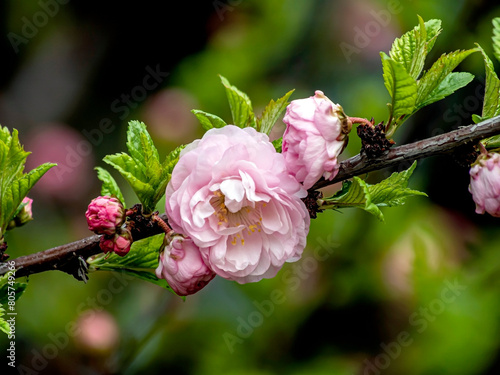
[1,0,500,374]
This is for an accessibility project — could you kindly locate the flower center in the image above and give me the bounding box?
[210,190,263,246]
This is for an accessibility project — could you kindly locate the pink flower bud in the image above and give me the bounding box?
[85,196,125,235]
[99,228,133,256]
[282,90,352,189]
[7,197,34,230]
[469,152,500,217]
[21,197,33,219]
[155,234,216,296]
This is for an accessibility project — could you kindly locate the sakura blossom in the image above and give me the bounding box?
[165,125,310,284]
[282,90,351,189]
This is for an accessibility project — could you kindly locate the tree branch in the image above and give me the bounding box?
[0,213,169,280]
[312,115,500,190]
[2,116,500,280]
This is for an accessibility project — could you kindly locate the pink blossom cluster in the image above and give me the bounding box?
[158,92,351,295]
[85,196,132,256]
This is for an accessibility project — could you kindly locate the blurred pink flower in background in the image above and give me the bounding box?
[165,125,310,284]
[142,88,199,144]
[24,123,94,202]
[75,310,119,354]
[333,0,402,63]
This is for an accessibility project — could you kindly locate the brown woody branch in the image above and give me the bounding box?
[0,212,169,280]
[312,115,500,189]
[2,116,500,280]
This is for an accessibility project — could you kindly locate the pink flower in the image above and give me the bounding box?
[99,228,133,256]
[282,90,351,189]
[85,196,125,235]
[469,152,500,217]
[165,125,310,284]
[155,234,216,296]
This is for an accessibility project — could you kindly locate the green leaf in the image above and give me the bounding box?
[89,233,163,270]
[124,120,165,194]
[381,52,418,121]
[0,129,30,187]
[257,89,295,134]
[416,72,474,110]
[0,305,10,335]
[0,276,28,305]
[475,44,500,120]
[191,110,227,131]
[321,161,426,222]
[472,114,484,124]
[103,122,181,213]
[0,273,28,335]
[389,16,426,80]
[103,153,156,211]
[367,162,427,205]
[388,17,442,80]
[162,144,185,177]
[482,134,500,149]
[95,167,126,206]
[104,153,147,183]
[220,75,256,129]
[0,127,56,236]
[126,120,160,173]
[87,234,177,295]
[416,48,478,111]
[1,162,55,227]
[493,18,500,63]
[328,178,385,221]
[477,46,500,146]
[272,137,282,153]
[423,19,443,55]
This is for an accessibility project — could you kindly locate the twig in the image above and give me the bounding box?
[312,115,500,190]
[2,116,500,280]
[0,213,169,279]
